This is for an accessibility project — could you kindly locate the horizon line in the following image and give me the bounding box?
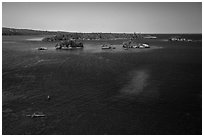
[2,26,202,34]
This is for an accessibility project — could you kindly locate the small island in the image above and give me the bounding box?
[55,40,84,50]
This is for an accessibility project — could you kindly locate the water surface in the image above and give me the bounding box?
[2,35,202,135]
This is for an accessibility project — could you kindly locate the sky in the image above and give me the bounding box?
[2,2,202,33]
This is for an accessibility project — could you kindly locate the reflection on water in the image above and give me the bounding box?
[120,70,149,95]
[2,41,17,43]
[159,39,169,42]
[117,70,159,103]
[83,44,123,53]
[26,37,44,41]
[52,44,161,54]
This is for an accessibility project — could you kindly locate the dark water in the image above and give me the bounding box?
[2,35,202,135]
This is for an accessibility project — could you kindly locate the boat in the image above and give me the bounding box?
[169,37,192,42]
[37,47,47,50]
[133,45,139,48]
[26,112,45,118]
[101,44,111,49]
[142,43,150,48]
[139,45,144,48]
[138,43,145,48]
[62,46,73,50]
